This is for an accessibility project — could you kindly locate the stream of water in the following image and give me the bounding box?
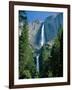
[36,23,45,73]
[36,54,40,72]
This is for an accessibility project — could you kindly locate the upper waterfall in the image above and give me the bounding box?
[40,23,45,47]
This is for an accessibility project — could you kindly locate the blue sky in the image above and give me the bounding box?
[25,11,61,22]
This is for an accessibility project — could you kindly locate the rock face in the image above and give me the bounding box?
[19,13,63,49]
[44,13,63,42]
[28,20,41,49]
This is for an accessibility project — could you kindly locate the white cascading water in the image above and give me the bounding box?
[40,24,45,47]
[36,54,39,72]
[36,24,45,73]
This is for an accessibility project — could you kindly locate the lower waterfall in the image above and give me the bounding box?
[36,54,39,73]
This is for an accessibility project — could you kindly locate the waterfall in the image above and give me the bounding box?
[36,54,39,73]
[40,24,45,47]
[36,23,45,73]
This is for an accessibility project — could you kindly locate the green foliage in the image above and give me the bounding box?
[39,44,52,78]
[20,70,31,79]
[19,11,27,23]
[19,11,36,79]
[50,27,63,77]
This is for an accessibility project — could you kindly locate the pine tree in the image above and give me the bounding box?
[19,11,36,79]
[50,27,63,77]
[19,11,29,78]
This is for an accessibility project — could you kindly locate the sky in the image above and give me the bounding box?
[25,10,61,22]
